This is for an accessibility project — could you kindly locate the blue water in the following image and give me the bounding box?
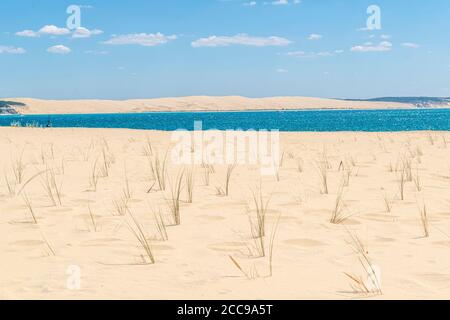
[1,109,449,132]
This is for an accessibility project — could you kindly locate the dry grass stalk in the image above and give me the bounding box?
[153,208,168,241]
[40,167,62,206]
[268,214,281,277]
[413,168,422,192]
[88,205,98,232]
[225,164,236,196]
[215,186,225,196]
[16,169,47,196]
[330,178,348,224]
[41,233,56,256]
[89,159,100,191]
[167,170,184,226]
[142,137,153,157]
[250,188,271,238]
[113,196,130,216]
[149,151,168,191]
[275,165,281,182]
[59,158,66,175]
[98,148,111,178]
[343,166,353,187]
[279,150,286,167]
[4,172,16,197]
[402,157,413,182]
[40,145,46,165]
[297,158,303,173]
[229,255,252,280]
[316,160,329,194]
[185,168,194,203]
[418,202,429,238]
[127,213,155,265]
[12,151,26,184]
[388,162,394,173]
[22,192,37,224]
[123,168,132,200]
[202,164,212,186]
[398,167,406,201]
[249,231,265,258]
[347,155,356,167]
[344,231,382,296]
[247,188,271,258]
[382,192,393,213]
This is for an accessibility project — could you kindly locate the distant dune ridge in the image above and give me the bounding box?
[3,96,450,115]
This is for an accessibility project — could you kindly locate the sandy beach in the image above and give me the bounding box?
[5,96,435,115]
[1,126,449,299]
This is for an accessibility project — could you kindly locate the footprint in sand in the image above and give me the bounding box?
[10,240,45,247]
[49,208,73,214]
[199,201,246,210]
[433,240,450,247]
[283,238,327,247]
[208,242,245,252]
[375,237,396,243]
[197,215,226,222]
[417,273,450,285]
[80,238,123,247]
[152,244,174,251]
[72,199,96,205]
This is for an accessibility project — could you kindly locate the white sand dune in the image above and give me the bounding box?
[0,127,449,299]
[5,96,427,114]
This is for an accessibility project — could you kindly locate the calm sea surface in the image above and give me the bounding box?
[0,109,449,132]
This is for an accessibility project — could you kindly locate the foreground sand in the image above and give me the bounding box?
[5,96,428,114]
[0,127,449,300]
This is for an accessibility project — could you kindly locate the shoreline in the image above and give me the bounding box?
[1,126,449,135]
[2,106,450,117]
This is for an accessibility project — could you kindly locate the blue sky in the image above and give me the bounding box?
[0,0,449,99]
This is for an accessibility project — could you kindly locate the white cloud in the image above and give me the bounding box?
[284,49,341,58]
[380,34,391,40]
[351,41,392,52]
[47,45,71,54]
[272,0,288,5]
[15,30,39,37]
[270,0,300,5]
[284,50,305,57]
[16,25,102,38]
[16,25,70,37]
[316,51,332,57]
[192,33,291,47]
[401,42,419,49]
[276,68,288,73]
[0,46,26,54]
[103,33,177,47]
[39,25,71,36]
[73,27,103,38]
[308,34,322,40]
[243,1,257,6]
